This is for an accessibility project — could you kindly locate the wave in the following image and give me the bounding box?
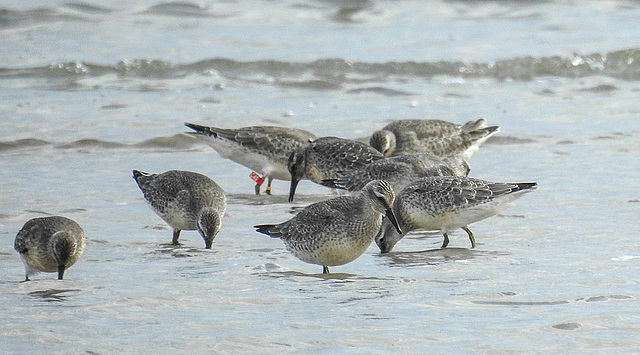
[1,132,540,154]
[1,48,639,84]
[0,138,50,151]
[0,134,203,153]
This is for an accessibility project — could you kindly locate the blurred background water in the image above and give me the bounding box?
[1,0,640,353]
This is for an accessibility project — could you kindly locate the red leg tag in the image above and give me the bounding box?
[249,172,265,185]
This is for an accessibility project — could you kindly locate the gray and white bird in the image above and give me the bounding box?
[185,123,316,195]
[255,180,402,274]
[14,216,86,281]
[133,170,226,249]
[375,176,537,253]
[287,136,385,202]
[369,118,499,158]
[320,153,469,193]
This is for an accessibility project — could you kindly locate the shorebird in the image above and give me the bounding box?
[320,153,469,193]
[185,122,316,195]
[133,170,226,249]
[369,118,499,158]
[14,216,86,281]
[287,136,385,202]
[375,176,537,253]
[255,180,402,274]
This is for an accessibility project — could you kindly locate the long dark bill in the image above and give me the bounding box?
[57,265,66,280]
[288,179,300,203]
[385,208,402,234]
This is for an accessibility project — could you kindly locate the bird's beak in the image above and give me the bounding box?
[385,208,402,234]
[288,179,300,203]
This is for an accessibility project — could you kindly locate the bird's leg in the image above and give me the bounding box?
[172,230,181,245]
[441,232,450,248]
[266,178,273,195]
[322,265,330,274]
[462,226,476,248]
[250,172,265,195]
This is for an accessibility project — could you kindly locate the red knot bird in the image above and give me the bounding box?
[320,153,469,194]
[185,122,316,195]
[255,180,402,274]
[287,136,385,202]
[375,176,537,253]
[369,118,499,158]
[14,216,86,281]
[133,170,226,249]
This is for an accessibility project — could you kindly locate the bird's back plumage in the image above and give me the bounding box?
[14,216,86,280]
[370,118,500,158]
[133,169,226,248]
[185,123,316,194]
[376,176,537,253]
[256,180,401,272]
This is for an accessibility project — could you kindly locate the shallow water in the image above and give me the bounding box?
[2,0,640,353]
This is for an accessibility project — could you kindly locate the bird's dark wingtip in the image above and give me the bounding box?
[486,125,501,134]
[255,224,285,239]
[184,122,215,137]
[319,179,338,189]
[517,182,538,191]
[254,224,274,235]
[184,122,202,130]
[132,169,146,180]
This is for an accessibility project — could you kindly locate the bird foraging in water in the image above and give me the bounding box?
[369,118,499,158]
[375,176,537,253]
[287,136,385,202]
[185,122,316,195]
[133,169,226,249]
[255,180,402,274]
[14,216,86,281]
[320,153,469,194]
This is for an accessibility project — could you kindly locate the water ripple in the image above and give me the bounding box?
[2,49,639,82]
[141,2,236,18]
